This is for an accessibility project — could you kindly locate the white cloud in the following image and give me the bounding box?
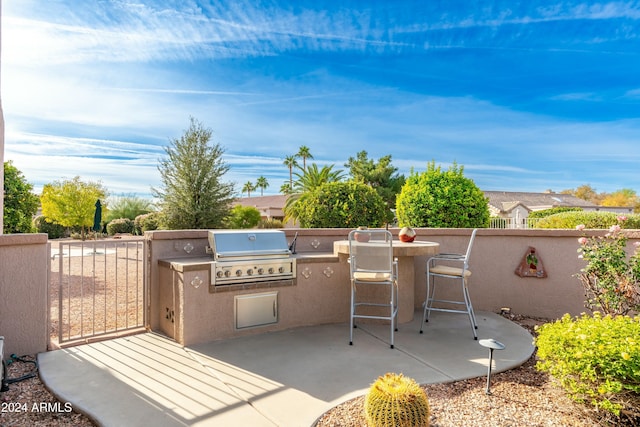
[4,0,640,199]
[549,92,601,101]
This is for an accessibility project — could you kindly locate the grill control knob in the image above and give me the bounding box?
[257,268,264,275]
[268,267,274,274]
[235,269,242,277]
[246,268,254,276]
[224,270,231,278]
[217,271,224,278]
[278,266,285,273]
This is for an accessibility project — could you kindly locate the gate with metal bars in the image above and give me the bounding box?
[50,238,147,347]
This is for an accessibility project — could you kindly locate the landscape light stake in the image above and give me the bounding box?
[478,338,506,395]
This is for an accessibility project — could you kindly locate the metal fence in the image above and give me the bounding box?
[489,217,542,229]
[51,238,146,346]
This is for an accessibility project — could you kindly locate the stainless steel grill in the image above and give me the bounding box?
[208,230,296,286]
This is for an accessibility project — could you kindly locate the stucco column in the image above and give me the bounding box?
[0,0,5,234]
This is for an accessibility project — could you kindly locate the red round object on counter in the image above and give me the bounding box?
[399,227,416,242]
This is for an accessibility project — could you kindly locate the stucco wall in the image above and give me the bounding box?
[406,228,591,319]
[280,227,608,319]
[145,228,633,346]
[0,234,49,356]
[0,228,623,354]
[145,230,214,334]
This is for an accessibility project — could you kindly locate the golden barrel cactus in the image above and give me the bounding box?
[364,373,430,427]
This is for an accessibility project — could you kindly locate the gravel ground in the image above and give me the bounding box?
[315,349,599,427]
[1,315,625,427]
[315,315,630,427]
[0,354,95,426]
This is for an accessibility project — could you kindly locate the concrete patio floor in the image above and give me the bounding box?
[38,310,535,427]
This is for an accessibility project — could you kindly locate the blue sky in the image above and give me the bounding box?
[4,1,640,200]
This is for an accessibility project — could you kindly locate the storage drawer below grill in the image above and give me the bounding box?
[235,292,278,329]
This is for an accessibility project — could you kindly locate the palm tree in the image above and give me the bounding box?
[256,176,269,196]
[284,163,345,222]
[292,163,345,193]
[296,145,314,170]
[280,182,293,195]
[283,155,299,190]
[242,181,256,197]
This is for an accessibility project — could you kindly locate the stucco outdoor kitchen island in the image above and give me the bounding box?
[156,250,349,346]
[333,239,440,323]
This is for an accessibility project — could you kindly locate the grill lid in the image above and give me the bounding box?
[208,230,291,260]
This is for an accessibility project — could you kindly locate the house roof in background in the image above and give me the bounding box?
[235,195,288,209]
[236,191,629,216]
[499,201,531,213]
[484,191,598,213]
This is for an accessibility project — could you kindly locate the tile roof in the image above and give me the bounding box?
[235,191,630,215]
[234,195,288,208]
[483,191,598,213]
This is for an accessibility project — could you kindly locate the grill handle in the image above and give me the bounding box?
[215,249,291,259]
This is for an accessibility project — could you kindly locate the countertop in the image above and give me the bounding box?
[158,252,339,272]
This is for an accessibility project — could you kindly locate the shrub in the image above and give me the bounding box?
[536,313,640,419]
[535,211,640,229]
[364,373,430,427]
[395,161,489,228]
[106,218,134,235]
[105,195,153,222]
[258,218,284,229]
[576,221,640,315]
[226,205,262,229]
[33,215,67,239]
[134,212,160,234]
[294,181,388,228]
[528,206,583,219]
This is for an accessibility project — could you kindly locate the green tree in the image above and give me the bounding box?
[226,205,262,229]
[293,181,387,228]
[345,150,405,220]
[3,161,39,234]
[255,176,269,196]
[296,145,313,170]
[40,176,108,239]
[280,182,293,195]
[283,155,299,191]
[395,161,489,228]
[242,181,256,197]
[292,163,345,193]
[153,117,235,229]
[284,163,345,224]
[104,195,153,222]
